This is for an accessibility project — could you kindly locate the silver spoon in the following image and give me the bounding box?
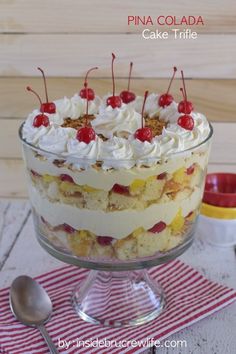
[10,275,59,354]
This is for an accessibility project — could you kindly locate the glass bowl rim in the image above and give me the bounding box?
[18,122,213,163]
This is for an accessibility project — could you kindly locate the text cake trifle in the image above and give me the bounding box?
[20,58,212,263]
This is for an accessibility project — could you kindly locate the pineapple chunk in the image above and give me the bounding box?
[170,208,185,234]
[59,181,82,193]
[67,230,94,257]
[42,174,58,183]
[78,230,89,238]
[132,227,145,238]
[173,167,186,184]
[146,175,156,183]
[83,185,99,193]
[129,179,146,195]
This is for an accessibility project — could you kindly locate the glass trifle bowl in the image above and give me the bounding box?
[19,122,213,327]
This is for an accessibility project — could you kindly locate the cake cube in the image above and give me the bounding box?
[67,230,94,257]
[83,190,109,210]
[141,176,165,202]
[114,235,137,260]
[109,192,144,210]
[92,240,114,259]
[172,188,192,202]
[166,234,183,250]
[136,228,171,257]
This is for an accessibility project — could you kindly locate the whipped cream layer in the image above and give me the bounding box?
[24,147,209,191]
[30,184,203,239]
[22,92,211,170]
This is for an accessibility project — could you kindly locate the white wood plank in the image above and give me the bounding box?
[0,211,63,288]
[0,119,23,158]
[0,159,27,198]
[208,164,236,173]
[0,0,235,34]
[0,34,236,78]
[0,200,30,269]
[210,123,236,164]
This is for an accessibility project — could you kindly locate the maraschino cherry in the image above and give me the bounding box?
[177,87,194,131]
[120,62,136,104]
[97,236,113,246]
[134,90,153,142]
[178,70,194,114]
[158,66,177,108]
[106,53,122,109]
[37,67,56,114]
[80,66,98,101]
[148,221,166,234]
[26,86,49,128]
[76,86,96,144]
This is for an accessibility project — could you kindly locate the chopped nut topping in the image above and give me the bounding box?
[61,115,95,129]
[145,117,167,137]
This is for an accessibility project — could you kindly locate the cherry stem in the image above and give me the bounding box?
[166,66,177,95]
[85,86,89,126]
[141,90,149,129]
[127,62,133,91]
[181,70,187,101]
[26,86,44,114]
[37,67,49,103]
[180,88,187,114]
[84,66,98,88]
[111,53,116,97]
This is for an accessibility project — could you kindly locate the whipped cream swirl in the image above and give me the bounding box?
[131,138,162,166]
[22,110,50,144]
[55,94,101,119]
[159,102,179,123]
[65,136,102,169]
[91,104,142,139]
[133,93,161,118]
[38,126,75,154]
[100,137,135,169]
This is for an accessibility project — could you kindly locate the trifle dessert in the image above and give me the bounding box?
[20,59,212,264]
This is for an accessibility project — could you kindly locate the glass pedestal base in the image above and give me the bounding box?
[72,269,165,327]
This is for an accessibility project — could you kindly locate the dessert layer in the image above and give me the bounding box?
[24,147,209,191]
[29,183,202,239]
[38,210,195,260]
[29,162,203,212]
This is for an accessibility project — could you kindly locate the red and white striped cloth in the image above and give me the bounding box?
[0,260,235,354]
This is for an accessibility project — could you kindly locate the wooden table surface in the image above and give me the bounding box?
[0,199,235,354]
